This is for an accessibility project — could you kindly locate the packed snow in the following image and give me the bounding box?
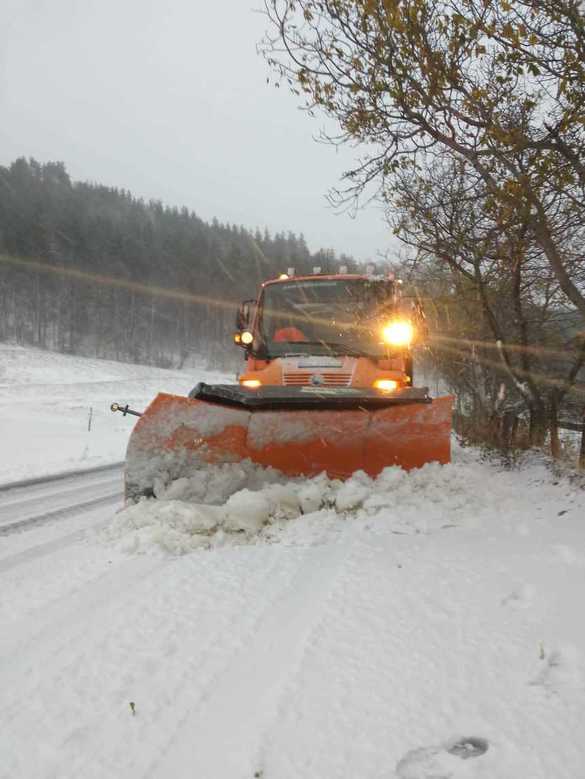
[1,345,585,778]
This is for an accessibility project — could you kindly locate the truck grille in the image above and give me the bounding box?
[283,372,353,387]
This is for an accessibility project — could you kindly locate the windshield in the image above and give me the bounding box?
[257,278,395,357]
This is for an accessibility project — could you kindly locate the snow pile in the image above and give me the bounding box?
[104,465,332,554]
[106,500,223,555]
[152,459,284,504]
[104,454,543,556]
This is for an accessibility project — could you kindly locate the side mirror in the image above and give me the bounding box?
[236,299,256,331]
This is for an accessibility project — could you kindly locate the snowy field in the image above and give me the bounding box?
[0,344,230,484]
[1,345,585,778]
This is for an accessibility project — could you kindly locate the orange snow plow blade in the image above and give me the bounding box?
[124,384,453,500]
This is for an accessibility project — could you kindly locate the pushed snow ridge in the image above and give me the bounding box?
[102,451,561,557]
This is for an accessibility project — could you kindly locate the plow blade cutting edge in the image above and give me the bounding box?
[124,384,453,501]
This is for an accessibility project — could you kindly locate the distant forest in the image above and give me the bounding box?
[0,157,359,368]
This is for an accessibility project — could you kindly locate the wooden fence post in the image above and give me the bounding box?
[577,410,585,471]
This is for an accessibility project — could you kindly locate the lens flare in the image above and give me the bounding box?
[382,321,413,346]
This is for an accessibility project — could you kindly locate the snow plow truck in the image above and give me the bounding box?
[113,269,453,501]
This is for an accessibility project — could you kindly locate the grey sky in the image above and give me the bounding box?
[0,0,395,263]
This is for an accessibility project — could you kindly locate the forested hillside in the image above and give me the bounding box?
[0,158,358,368]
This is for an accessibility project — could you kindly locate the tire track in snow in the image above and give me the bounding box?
[0,491,121,536]
[51,548,297,779]
[0,519,111,574]
[146,526,354,779]
[0,545,296,779]
[253,526,393,779]
[0,553,165,658]
[259,535,497,778]
[0,499,118,568]
[0,461,123,494]
[76,550,293,779]
[256,528,585,779]
[0,466,123,564]
[46,538,351,779]
[0,550,176,779]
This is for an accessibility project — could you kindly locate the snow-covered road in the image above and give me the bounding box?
[1,346,585,779]
[2,451,585,778]
[0,463,123,536]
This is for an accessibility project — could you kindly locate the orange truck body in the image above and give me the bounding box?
[122,272,453,500]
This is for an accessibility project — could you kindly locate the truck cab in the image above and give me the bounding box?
[235,271,421,392]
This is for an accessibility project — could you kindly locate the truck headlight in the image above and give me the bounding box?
[373,379,398,392]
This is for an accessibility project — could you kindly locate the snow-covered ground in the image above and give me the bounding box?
[1,345,585,778]
[0,344,230,484]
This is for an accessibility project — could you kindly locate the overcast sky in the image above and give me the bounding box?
[0,0,396,263]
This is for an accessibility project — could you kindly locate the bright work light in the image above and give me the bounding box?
[382,321,413,347]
